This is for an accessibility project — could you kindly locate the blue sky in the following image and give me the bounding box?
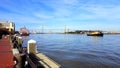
[0,0,120,31]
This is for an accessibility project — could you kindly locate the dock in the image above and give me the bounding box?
[0,35,61,68]
[0,21,61,68]
[0,36,15,68]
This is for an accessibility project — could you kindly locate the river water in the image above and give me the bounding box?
[22,34,120,68]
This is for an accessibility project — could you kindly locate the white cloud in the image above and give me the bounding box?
[84,6,120,19]
[61,0,79,5]
[34,13,53,19]
[0,0,120,30]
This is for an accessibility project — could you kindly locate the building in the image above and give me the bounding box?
[0,21,15,34]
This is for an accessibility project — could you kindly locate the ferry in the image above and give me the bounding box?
[20,27,29,36]
[87,31,103,36]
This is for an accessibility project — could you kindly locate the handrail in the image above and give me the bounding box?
[26,56,37,68]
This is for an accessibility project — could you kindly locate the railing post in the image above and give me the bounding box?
[27,39,36,54]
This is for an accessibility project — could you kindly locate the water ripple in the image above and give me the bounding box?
[23,34,120,68]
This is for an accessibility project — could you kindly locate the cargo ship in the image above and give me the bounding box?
[20,27,29,36]
[87,31,103,36]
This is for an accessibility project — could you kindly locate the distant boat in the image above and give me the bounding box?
[87,31,103,36]
[20,27,29,36]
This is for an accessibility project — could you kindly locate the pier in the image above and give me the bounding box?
[0,21,61,68]
[0,36,14,68]
[0,35,61,68]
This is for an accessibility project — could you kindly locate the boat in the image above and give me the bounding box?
[87,31,103,36]
[20,27,29,36]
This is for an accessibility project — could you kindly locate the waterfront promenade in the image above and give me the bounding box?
[0,36,14,68]
[0,35,61,68]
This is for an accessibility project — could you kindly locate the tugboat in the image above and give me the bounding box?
[20,27,29,36]
[87,31,103,36]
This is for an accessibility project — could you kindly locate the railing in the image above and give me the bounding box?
[26,56,37,68]
[12,35,61,68]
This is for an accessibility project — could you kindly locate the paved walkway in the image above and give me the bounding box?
[0,36,15,68]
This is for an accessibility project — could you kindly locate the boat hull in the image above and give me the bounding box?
[20,33,29,36]
[20,27,29,36]
[87,34,103,36]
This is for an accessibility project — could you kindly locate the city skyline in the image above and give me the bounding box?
[0,0,120,31]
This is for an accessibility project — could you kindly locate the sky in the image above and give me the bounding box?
[0,0,120,31]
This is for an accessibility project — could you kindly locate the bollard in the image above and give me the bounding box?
[16,36,19,42]
[27,39,37,54]
[18,37,22,52]
[18,37,22,45]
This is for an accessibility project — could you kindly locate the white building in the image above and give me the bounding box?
[0,21,15,34]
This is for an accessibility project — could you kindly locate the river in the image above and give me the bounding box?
[22,34,120,68]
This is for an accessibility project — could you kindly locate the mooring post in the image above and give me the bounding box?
[27,39,37,54]
[18,37,22,52]
[16,36,18,42]
[18,37,22,45]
